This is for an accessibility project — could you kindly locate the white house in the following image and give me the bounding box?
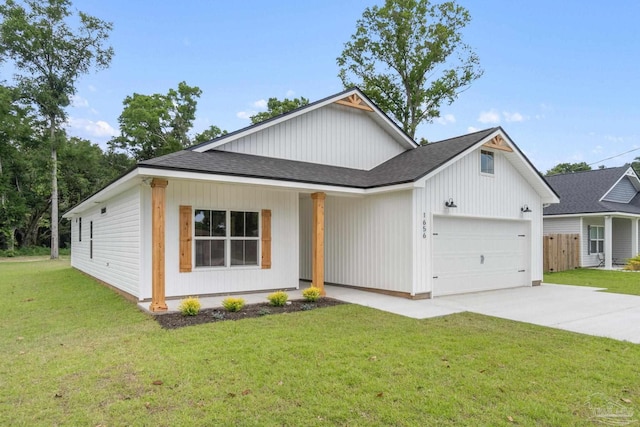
[63,88,559,311]
[543,166,640,269]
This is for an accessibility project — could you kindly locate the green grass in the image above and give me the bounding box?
[2,261,639,426]
[545,268,640,296]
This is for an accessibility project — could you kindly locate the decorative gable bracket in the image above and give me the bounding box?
[482,134,513,152]
[334,94,374,112]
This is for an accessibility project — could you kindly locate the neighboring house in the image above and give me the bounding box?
[63,88,559,311]
[543,166,640,269]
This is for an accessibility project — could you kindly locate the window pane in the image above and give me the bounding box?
[597,227,604,239]
[194,210,210,236]
[246,212,259,237]
[245,240,258,265]
[481,151,494,174]
[589,227,597,239]
[210,240,225,266]
[231,211,245,237]
[211,210,226,237]
[590,241,597,254]
[230,240,244,265]
[196,240,225,267]
[597,241,604,254]
[230,240,258,266]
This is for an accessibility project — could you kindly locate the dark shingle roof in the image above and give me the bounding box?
[139,128,498,189]
[543,166,640,215]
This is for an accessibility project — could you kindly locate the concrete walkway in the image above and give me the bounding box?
[141,283,640,344]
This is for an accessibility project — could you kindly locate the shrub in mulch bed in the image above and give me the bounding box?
[154,298,346,329]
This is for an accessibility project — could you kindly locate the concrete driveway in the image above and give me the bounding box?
[326,284,640,344]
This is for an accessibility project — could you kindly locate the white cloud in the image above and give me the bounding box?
[592,145,603,154]
[467,126,480,133]
[477,109,501,124]
[88,85,97,92]
[66,117,118,138]
[435,113,456,125]
[236,111,255,120]
[252,99,267,109]
[70,94,89,108]
[503,111,524,122]
[285,89,295,98]
[604,135,624,143]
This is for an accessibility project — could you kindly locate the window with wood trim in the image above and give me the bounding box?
[481,150,494,174]
[589,225,604,254]
[194,209,259,268]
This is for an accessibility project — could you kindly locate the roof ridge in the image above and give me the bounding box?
[428,127,497,146]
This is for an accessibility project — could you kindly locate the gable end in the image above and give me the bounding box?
[602,176,638,203]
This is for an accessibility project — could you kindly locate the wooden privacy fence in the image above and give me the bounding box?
[543,233,580,272]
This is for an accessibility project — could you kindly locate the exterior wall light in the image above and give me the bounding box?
[521,204,532,213]
[445,198,457,208]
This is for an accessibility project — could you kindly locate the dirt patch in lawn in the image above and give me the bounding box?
[155,298,346,329]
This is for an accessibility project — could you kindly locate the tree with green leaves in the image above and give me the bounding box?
[194,125,227,144]
[337,0,482,139]
[545,162,591,176]
[109,82,203,161]
[250,97,309,124]
[632,157,640,175]
[0,0,113,258]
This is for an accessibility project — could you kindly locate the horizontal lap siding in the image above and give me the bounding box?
[216,104,406,170]
[582,217,603,267]
[543,217,580,235]
[413,149,542,294]
[613,218,632,261]
[300,192,412,293]
[160,181,299,298]
[70,187,141,297]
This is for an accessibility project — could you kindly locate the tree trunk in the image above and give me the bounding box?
[50,117,59,259]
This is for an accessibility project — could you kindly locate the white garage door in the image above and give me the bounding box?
[432,216,530,296]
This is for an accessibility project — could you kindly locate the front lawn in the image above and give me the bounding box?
[545,268,640,296]
[2,260,639,426]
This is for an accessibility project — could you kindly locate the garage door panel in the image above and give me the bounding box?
[433,216,530,296]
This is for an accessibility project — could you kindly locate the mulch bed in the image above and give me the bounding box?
[155,298,346,329]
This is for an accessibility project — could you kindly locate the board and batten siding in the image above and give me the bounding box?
[543,217,581,235]
[413,147,543,295]
[300,191,413,293]
[142,180,299,300]
[216,104,406,170]
[70,186,142,298]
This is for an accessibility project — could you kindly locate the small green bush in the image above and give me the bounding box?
[302,286,322,302]
[267,291,288,307]
[258,308,272,316]
[624,255,640,271]
[222,297,245,312]
[178,296,201,316]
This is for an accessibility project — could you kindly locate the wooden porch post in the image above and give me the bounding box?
[150,178,168,312]
[311,192,326,296]
[604,215,613,270]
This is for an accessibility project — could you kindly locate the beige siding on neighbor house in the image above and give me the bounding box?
[216,104,406,170]
[613,218,632,262]
[543,217,581,235]
[70,186,142,298]
[300,191,413,293]
[141,181,299,300]
[412,147,542,295]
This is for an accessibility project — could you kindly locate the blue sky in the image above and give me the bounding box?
[53,1,640,172]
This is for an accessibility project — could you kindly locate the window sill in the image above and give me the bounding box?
[194,265,261,271]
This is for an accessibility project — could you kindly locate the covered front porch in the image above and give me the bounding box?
[586,215,639,269]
